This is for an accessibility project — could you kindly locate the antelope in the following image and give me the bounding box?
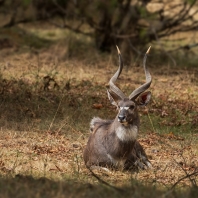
[83,46,152,171]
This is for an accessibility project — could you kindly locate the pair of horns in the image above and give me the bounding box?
[109,46,152,100]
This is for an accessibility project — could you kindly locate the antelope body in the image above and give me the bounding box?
[83,46,152,170]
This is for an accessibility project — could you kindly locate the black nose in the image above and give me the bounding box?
[118,115,125,122]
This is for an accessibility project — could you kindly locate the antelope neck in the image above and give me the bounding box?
[115,123,138,142]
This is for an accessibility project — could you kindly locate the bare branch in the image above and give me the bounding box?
[173,158,197,187]
[87,167,125,193]
[152,28,176,67]
[161,171,198,198]
[171,171,198,189]
[51,0,68,15]
[48,19,93,37]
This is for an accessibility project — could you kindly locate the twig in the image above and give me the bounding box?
[152,28,176,67]
[147,109,157,133]
[87,167,125,193]
[48,94,65,131]
[171,171,198,190]
[168,43,198,52]
[111,33,136,39]
[52,0,68,15]
[128,41,142,56]
[129,36,198,56]
[173,157,197,187]
[47,19,92,36]
[127,40,144,68]
[161,171,198,198]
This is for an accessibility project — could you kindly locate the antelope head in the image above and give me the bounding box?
[107,46,152,125]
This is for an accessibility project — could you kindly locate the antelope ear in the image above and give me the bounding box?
[136,91,151,106]
[107,89,121,107]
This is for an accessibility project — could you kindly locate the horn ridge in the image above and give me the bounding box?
[129,46,152,100]
[108,46,126,99]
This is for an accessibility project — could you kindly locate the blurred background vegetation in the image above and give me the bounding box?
[0,0,198,65]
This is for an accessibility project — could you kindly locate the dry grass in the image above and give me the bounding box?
[0,25,197,197]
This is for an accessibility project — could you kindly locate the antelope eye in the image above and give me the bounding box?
[129,105,135,109]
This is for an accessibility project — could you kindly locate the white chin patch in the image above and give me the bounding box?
[116,125,138,141]
[118,119,127,124]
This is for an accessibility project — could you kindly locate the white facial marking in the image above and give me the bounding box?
[124,107,129,110]
[119,106,129,111]
[116,125,138,141]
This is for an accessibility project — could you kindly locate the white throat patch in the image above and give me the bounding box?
[116,125,138,141]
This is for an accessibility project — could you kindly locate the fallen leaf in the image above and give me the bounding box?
[92,103,103,109]
[158,78,168,82]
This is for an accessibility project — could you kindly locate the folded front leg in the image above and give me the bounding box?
[125,141,152,170]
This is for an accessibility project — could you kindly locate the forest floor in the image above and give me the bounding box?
[0,22,197,197]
